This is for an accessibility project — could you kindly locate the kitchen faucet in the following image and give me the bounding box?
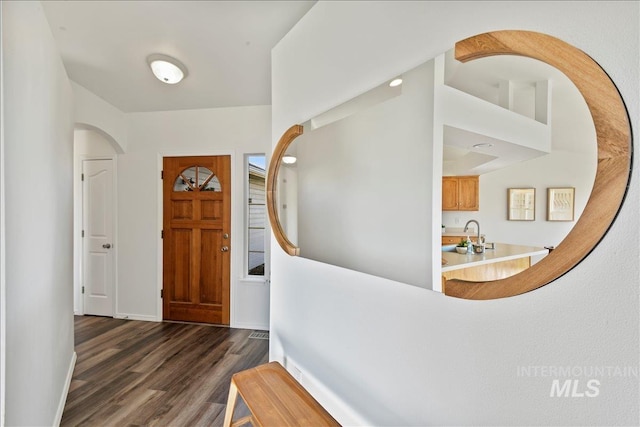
[463,219,481,246]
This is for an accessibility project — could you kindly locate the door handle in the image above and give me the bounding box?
[221,246,229,252]
[103,243,112,249]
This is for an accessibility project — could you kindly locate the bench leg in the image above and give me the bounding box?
[223,381,239,427]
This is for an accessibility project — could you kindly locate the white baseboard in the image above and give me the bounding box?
[231,321,269,331]
[114,313,265,326]
[114,313,160,322]
[54,351,77,427]
[281,355,371,426]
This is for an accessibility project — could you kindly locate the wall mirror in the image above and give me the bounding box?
[267,30,632,300]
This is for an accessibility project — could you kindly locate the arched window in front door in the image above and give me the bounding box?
[173,166,222,192]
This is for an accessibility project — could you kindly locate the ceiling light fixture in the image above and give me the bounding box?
[472,143,494,149]
[282,154,297,164]
[389,78,403,87]
[147,54,188,84]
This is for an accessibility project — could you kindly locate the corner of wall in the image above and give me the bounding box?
[54,352,77,427]
[0,2,7,423]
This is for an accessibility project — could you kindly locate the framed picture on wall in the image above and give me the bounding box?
[508,188,535,221]
[547,187,575,221]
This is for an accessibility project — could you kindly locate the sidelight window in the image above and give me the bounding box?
[247,155,266,276]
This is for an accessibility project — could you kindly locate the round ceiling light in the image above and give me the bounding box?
[472,143,494,149]
[389,78,403,87]
[282,154,297,164]
[147,54,188,84]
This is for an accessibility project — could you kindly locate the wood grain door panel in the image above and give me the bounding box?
[200,229,223,305]
[163,156,231,324]
[171,229,192,303]
[442,177,459,210]
[458,176,479,210]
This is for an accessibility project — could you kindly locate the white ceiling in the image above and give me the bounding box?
[442,51,591,175]
[42,1,316,113]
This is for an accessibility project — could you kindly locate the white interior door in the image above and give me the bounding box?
[83,159,114,316]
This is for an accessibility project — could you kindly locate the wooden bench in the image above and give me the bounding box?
[223,361,341,427]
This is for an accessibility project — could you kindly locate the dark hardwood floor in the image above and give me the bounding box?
[61,315,269,426]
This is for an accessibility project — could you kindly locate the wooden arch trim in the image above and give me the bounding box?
[445,30,632,299]
[266,124,303,256]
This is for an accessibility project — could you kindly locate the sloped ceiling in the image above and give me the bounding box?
[42,1,316,113]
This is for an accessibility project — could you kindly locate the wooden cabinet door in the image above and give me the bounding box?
[458,176,479,210]
[442,176,479,211]
[163,156,231,325]
[442,177,459,210]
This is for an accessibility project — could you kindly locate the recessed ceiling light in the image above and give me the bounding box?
[472,143,494,149]
[389,78,403,87]
[147,54,188,84]
[282,154,297,164]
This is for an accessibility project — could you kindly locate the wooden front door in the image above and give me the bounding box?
[163,156,231,324]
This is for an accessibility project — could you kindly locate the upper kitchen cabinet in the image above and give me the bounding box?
[442,175,479,211]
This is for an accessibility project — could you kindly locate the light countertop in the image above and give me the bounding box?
[441,243,548,272]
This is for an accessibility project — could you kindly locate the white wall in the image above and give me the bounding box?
[271,1,639,425]
[1,1,75,425]
[0,4,5,424]
[295,61,434,288]
[72,81,128,153]
[278,165,299,245]
[119,106,271,328]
